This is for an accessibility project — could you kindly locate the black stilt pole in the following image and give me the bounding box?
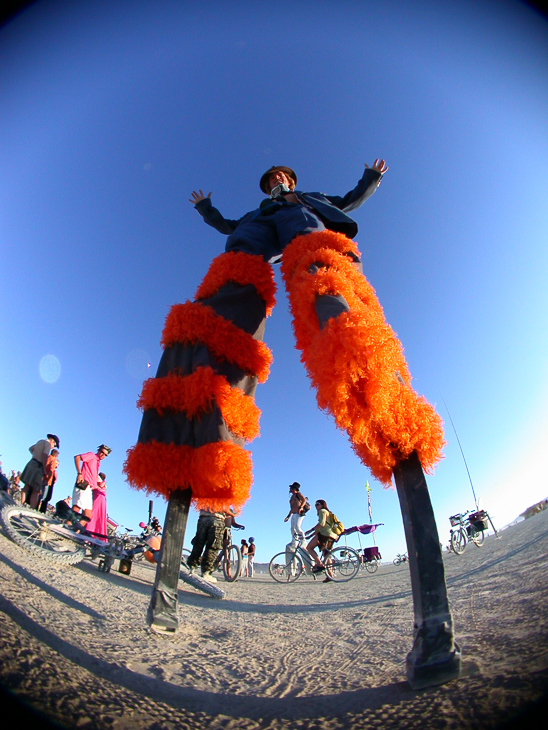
[393,451,461,689]
[147,487,192,633]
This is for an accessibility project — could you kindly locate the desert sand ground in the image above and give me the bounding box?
[1,505,547,729]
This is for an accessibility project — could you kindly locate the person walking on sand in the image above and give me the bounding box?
[73,445,111,523]
[247,536,256,577]
[284,482,308,548]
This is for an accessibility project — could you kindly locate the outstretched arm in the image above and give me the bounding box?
[189,188,244,235]
[319,158,388,213]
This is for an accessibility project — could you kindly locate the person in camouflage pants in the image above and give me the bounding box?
[187,510,226,581]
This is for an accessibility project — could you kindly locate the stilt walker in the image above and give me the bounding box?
[124,160,461,687]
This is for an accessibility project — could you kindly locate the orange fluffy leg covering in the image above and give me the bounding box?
[280,230,445,485]
[123,252,276,513]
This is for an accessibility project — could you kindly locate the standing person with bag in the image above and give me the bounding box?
[73,445,111,523]
[20,434,60,509]
[284,482,309,548]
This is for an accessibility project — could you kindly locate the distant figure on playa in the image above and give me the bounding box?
[73,445,111,523]
[284,482,308,548]
[20,433,60,509]
[247,536,255,577]
[240,538,248,576]
[8,470,22,497]
[38,447,59,513]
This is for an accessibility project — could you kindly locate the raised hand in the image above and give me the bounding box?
[189,189,212,205]
[366,159,388,175]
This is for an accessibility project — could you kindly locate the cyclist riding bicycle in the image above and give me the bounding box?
[305,499,340,580]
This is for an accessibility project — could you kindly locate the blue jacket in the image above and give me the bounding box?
[195,167,382,240]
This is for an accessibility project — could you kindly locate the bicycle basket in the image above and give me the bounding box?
[469,510,489,530]
[449,515,460,526]
[362,546,381,561]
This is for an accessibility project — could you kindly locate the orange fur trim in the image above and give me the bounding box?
[281,230,361,279]
[195,252,277,316]
[161,301,272,383]
[137,367,260,441]
[123,440,252,513]
[281,230,445,485]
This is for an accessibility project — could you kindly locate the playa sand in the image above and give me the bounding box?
[1,507,547,729]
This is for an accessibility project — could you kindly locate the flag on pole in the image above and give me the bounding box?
[366,481,372,523]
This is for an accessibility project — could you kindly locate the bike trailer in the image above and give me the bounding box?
[469,510,489,531]
[362,546,381,561]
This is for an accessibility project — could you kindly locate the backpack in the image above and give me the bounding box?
[328,511,344,536]
[301,497,311,514]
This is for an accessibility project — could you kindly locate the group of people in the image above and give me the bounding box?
[9,433,113,540]
[285,481,341,580]
[239,537,255,577]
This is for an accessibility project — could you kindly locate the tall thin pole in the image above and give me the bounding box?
[366,481,377,545]
[442,398,478,508]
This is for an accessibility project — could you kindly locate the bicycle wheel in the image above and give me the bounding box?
[223,544,242,582]
[0,504,86,565]
[181,548,191,568]
[451,529,467,555]
[365,558,379,574]
[268,551,304,583]
[472,529,485,547]
[393,557,401,566]
[324,546,360,582]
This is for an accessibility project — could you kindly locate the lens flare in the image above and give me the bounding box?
[39,354,61,383]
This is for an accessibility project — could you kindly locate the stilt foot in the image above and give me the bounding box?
[147,581,179,633]
[406,616,461,690]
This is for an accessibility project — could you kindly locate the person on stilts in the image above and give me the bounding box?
[124,158,460,690]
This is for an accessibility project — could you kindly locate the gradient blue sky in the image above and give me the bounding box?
[1,0,547,563]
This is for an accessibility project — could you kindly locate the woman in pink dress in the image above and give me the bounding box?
[86,472,108,540]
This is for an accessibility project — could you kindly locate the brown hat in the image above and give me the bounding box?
[289,482,301,491]
[260,166,297,194]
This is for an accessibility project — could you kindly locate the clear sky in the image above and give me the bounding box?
[1,0,547,564]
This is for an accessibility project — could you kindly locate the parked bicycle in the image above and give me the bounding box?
[0,502,147,574]
[393,552,408,566]
[449,509,490,554]
[269,539,360,583]
[212,524,243,581]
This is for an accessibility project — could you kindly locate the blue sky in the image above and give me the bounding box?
[1,0,547,563]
